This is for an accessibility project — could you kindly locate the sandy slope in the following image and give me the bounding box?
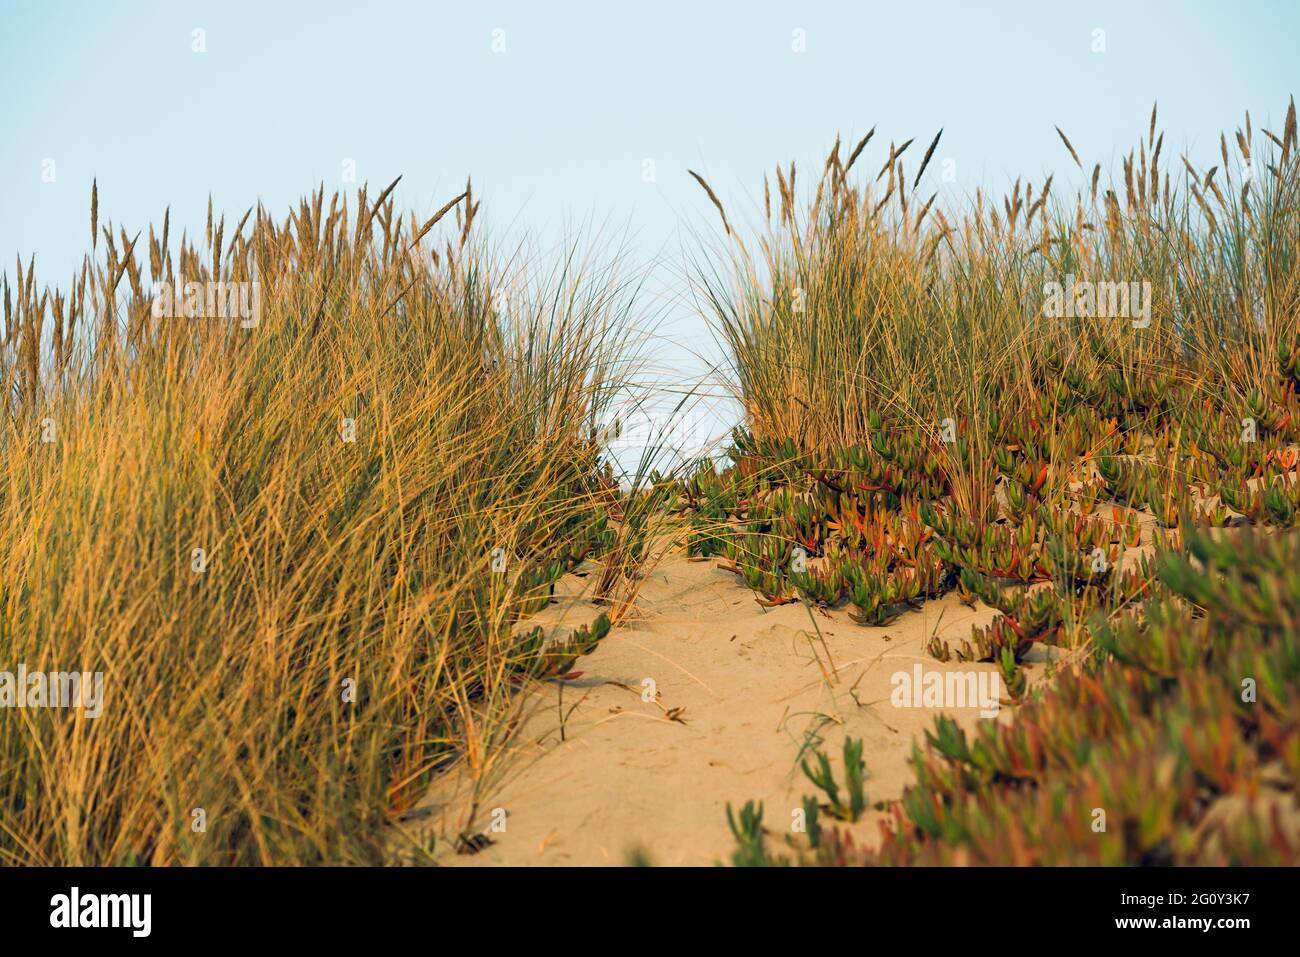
[408,549,1022,866]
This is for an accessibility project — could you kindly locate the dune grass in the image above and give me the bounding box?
[692,100,1300,864]
[0,181,649,864]
[693,104,1297,465]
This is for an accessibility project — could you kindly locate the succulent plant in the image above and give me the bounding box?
[801,738,869,822]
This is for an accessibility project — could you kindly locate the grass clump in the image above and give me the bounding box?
[0,180,649,865]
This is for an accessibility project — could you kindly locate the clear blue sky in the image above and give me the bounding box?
[2,0,1298,405]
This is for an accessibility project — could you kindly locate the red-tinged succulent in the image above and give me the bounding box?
[789,559,846,606]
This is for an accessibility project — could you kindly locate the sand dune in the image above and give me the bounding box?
[412,548,1024,866]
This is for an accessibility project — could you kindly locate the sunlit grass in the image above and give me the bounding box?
[0,182,650,864]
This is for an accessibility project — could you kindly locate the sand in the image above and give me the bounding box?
[407,548,1026,866]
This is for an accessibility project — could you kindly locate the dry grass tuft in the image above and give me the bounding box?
[0,181,651,865]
